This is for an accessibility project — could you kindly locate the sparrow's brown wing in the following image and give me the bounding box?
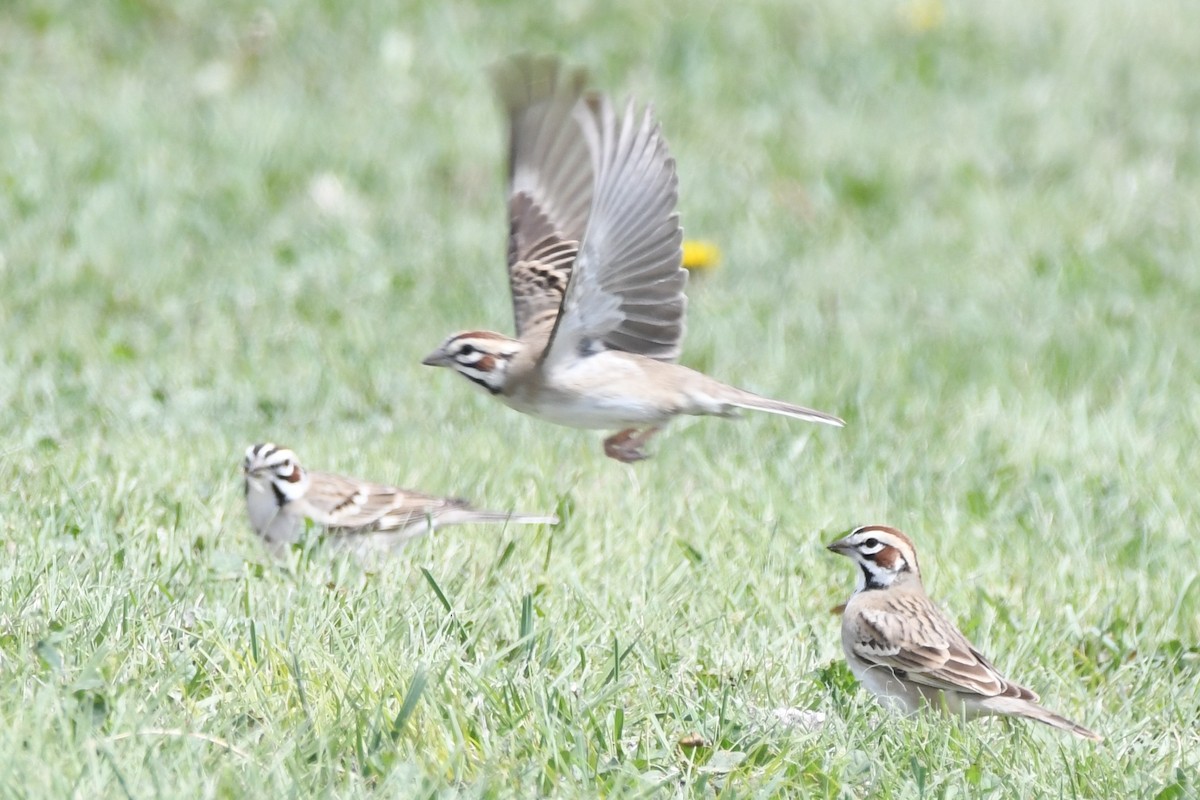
[851,594,1038,701]
[493,55,593,342]
[543,90,687,365]
[302,471,463,534]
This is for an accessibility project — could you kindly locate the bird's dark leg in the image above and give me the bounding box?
[603,426,662,463]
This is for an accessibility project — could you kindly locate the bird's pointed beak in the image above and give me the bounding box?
[826,538,851,555]
[827,526,862,554]
[421,348,448,367]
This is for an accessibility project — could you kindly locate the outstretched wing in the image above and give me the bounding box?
[851,597,1035,701]
[493,55,594,340]
[543,92,687,365]
[303,471,466,534]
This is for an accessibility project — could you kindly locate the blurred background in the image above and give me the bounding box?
[1,0,1196,795]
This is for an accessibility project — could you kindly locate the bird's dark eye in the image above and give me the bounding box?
[459,344,477,356]
[864,537,879,549]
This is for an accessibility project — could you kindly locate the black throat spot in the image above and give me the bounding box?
[464,372,501,395]
[860,563,890,591]
[271,481,288,507]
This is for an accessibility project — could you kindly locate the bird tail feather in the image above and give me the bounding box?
[726,389,845,427]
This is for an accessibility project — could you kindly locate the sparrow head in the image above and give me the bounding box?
[827,525,922,591]
[421,331,523,395]
[242,443,309,503]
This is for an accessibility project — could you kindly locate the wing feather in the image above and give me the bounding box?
[544,93,687,364]
[493,56,593,339]
[304,471,463,535]
[853,599,1015,699]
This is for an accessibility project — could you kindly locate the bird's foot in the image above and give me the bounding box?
[603,427,660,463]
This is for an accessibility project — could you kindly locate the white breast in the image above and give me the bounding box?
[852,661,923,714]
[245,483,304,543]
[503,351,672,429]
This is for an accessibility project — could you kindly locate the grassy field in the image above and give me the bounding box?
[2,0,1198,795]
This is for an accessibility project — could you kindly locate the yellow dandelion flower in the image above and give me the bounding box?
[682,240,721,272]
[900,0,944,32]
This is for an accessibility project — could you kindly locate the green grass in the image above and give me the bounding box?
[2,0,1198,795]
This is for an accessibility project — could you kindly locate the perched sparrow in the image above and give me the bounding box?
[421,56,844,463]
[827,525,1102,741]
[241,443,557,556]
